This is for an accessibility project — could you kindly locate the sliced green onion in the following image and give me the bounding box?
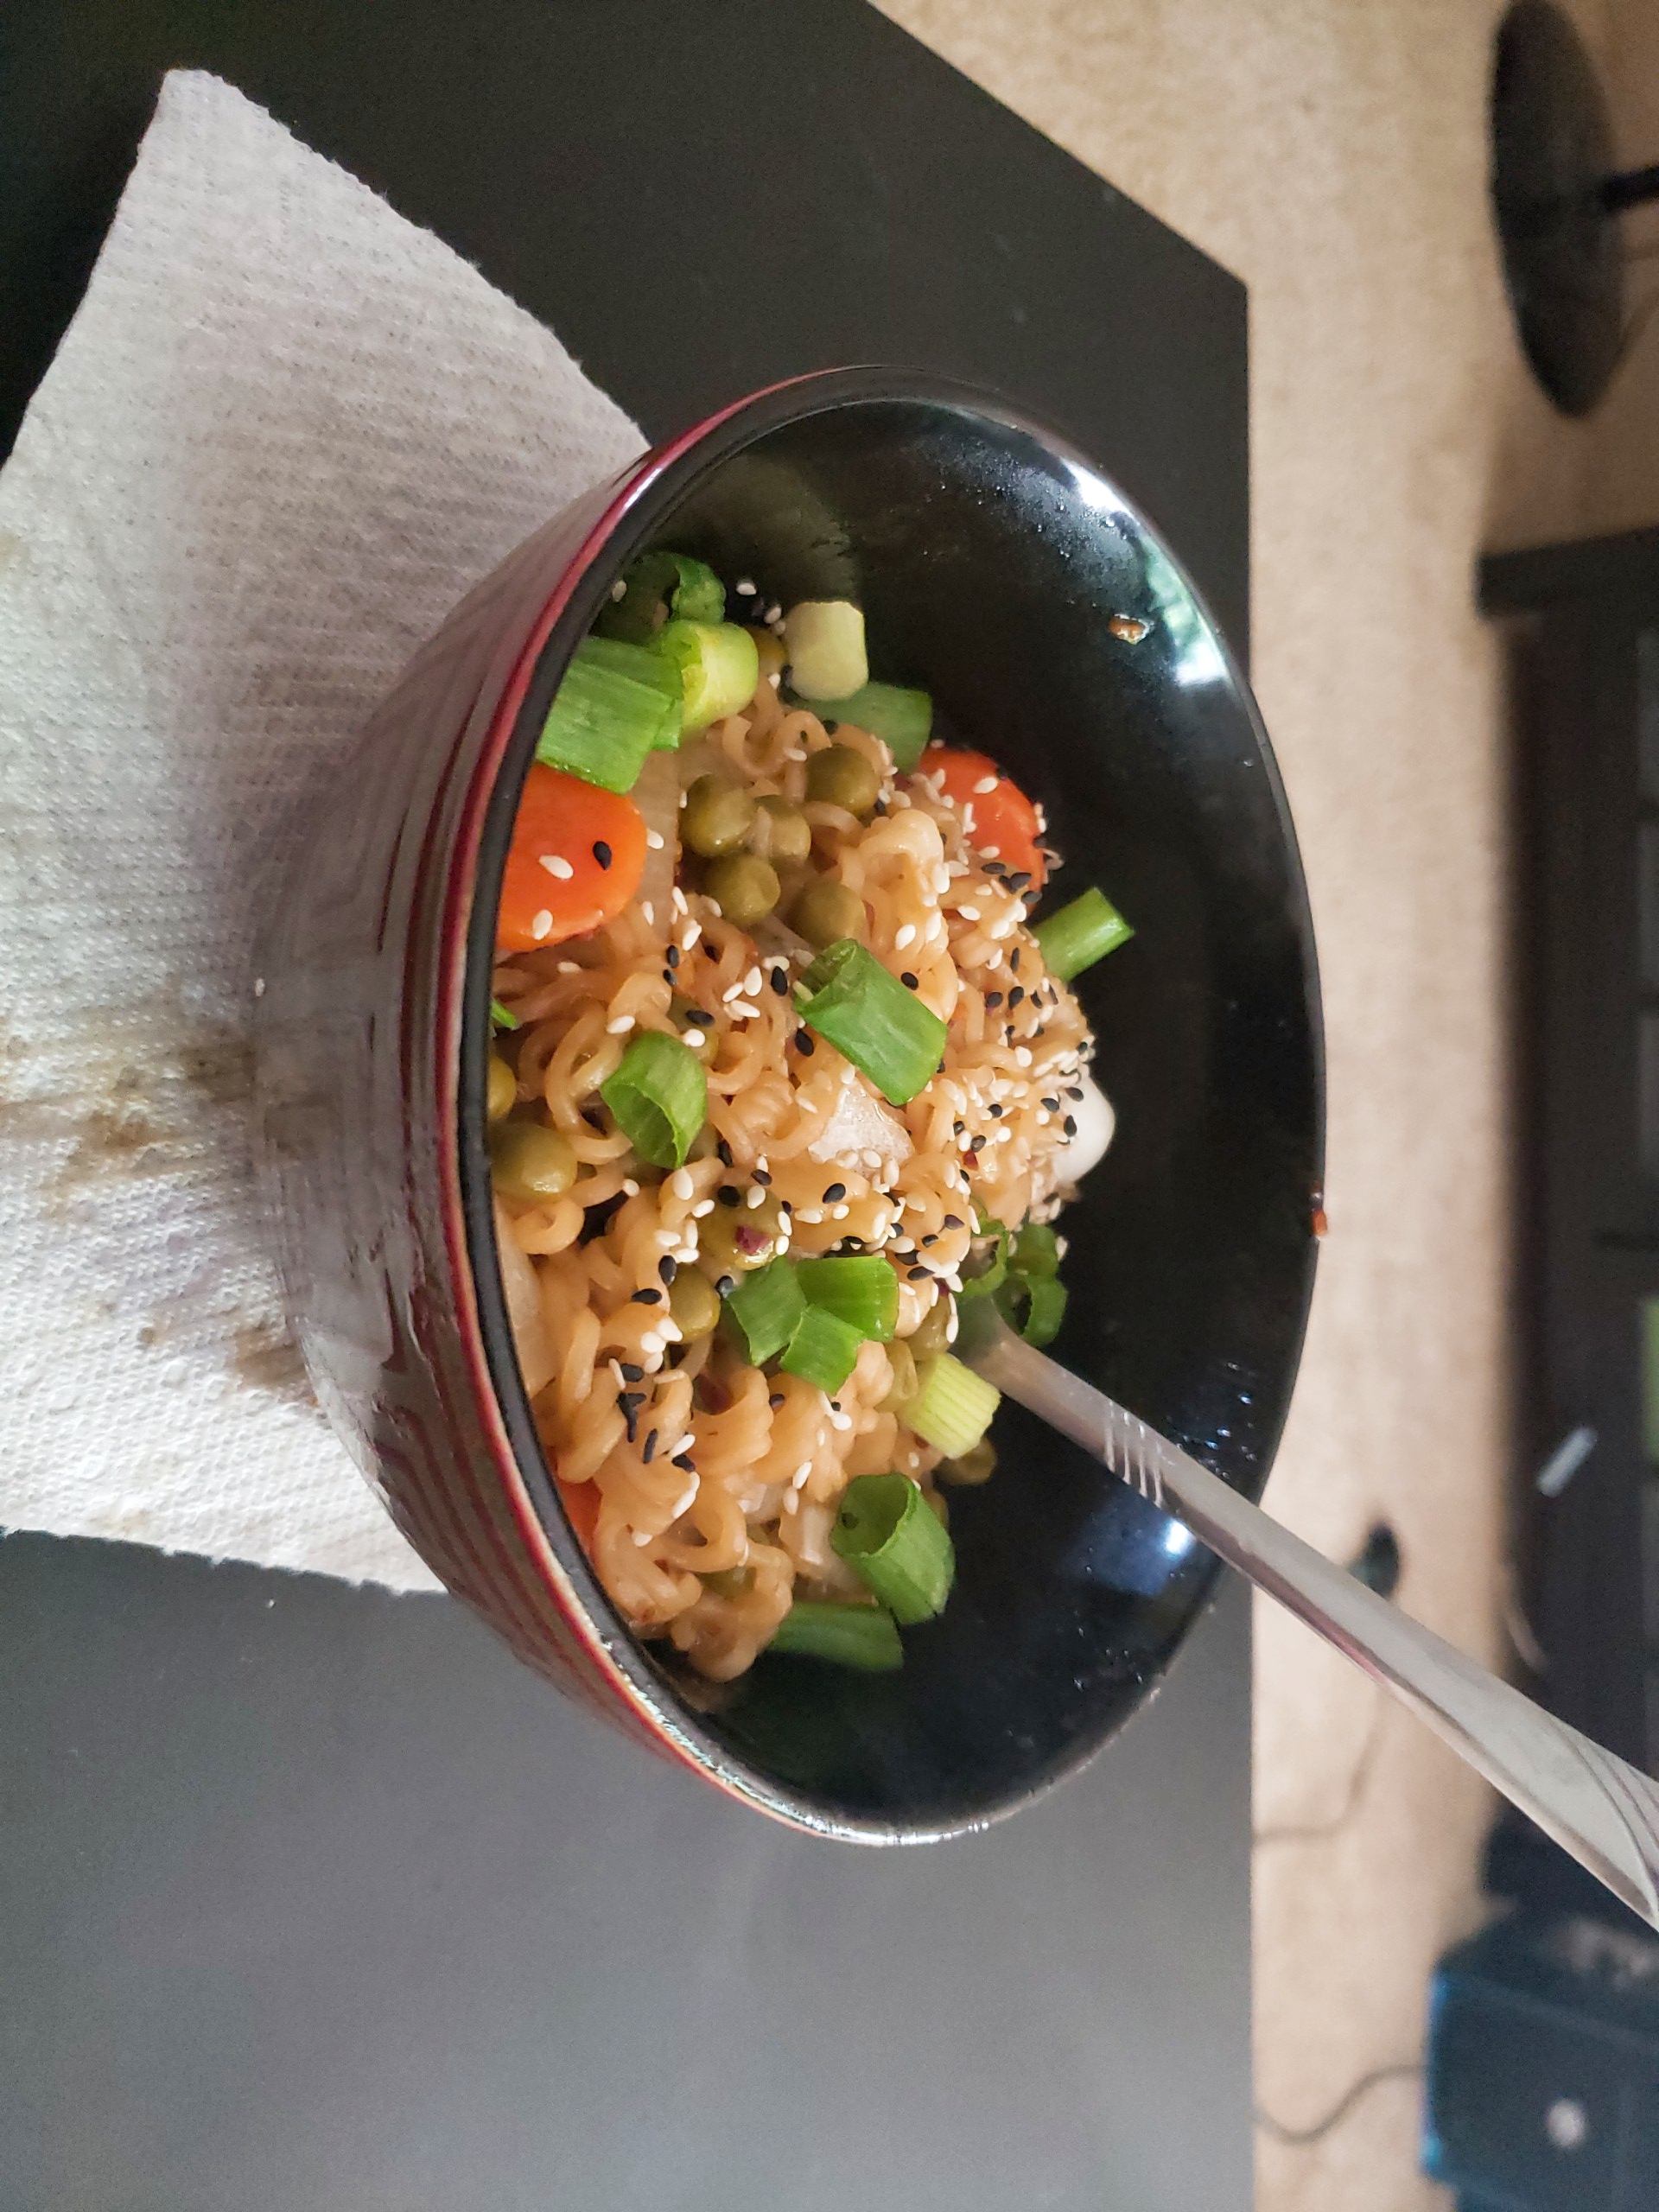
[957,1218,1011,1301]
[654,620,760,734]
[830,1472,956,1624]
[724,1260,806,1366]
[537,637,682,792]
[811,681,932,771]
[904,1352,1000,1459]
[599,1030,707,1168]
[1011,1222,1060,1277]
[794,1255,899,1342]
[998,1269,1068,1348]
[796,939,947,1105]
[767,1599,904,1671]
[779,1304,865,1395]
[1033,886,1135,982]
[783,600,868,700]
[596,550,726,642]
[490,997,520,1032]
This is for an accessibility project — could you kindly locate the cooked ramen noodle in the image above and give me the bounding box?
[485,568,1129,1680]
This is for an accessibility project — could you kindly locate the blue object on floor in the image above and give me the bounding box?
[1425,1910,1659,2209]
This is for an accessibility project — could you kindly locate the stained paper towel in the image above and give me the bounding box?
[0,71,645,1588]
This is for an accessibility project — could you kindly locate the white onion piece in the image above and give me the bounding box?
[492,1198,555,1399]
[1063,1071,1116,1180]
[807,1077,912,1166]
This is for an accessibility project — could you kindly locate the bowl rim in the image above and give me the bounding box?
[444,365,1323,1841]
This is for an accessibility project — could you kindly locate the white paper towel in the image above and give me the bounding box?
[0,71,645,1589]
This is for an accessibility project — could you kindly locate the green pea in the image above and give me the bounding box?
[486,1052,517,1123]
[668,1267,722,1340]
[489,1118,577,1204]
[698,1192,782,1279]
[704,850,781,926]
[879,1338,918,1413]
[805,743,880,817]
[700,1564,757,1597]
[937,1438,997,1487]
[681,773,757,857]
[906,1292,955,1359]
[789,876,865,949]
[750,794,811,866]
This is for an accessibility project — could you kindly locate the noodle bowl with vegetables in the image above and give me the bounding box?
[486,556,1132,1682]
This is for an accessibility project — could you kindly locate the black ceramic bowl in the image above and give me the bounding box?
[264,367,1321,1841]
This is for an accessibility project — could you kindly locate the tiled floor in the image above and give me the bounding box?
[876,3,1637,2203]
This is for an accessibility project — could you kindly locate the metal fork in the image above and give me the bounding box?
[962,1307,1659,1928]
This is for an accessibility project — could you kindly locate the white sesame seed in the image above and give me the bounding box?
[895,924,917,950]
[973,775,1000,795]
[557,959,580,973]
[768,671,782,689]
[670,1168,695,1201]
[793,1460,813,1487]
[641,902,655,926]
[639,1332,664,1357]
[671,1478,699,1517]
[736,577,755,594]
[981,845,1001,861]
[783,1491,799,1515]
[721,980,746,1001]
[728,999,761,1020]
[539,853,575,880]
[958,906,981,923]
[746,1185,766,1209]
[607,1014,635,1034]
[531,910,553,940]
[632,1528,654,1546]
[658,1319,683,1344]
[610,577,628,601]
[252,976,266,999]
[692,1198,715,1217]
[621,1179,639,1196]
[1014,1046,1033,1066]
[645,829,665,850]
[672,887,689,915]
[765,603,782,624]
[744,966,762,997]
[828,1408,853,1432]
[682,1027,705,1048]
[682,922,702,950]
[831,1204,851,1220]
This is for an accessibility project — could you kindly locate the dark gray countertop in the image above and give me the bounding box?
[0,4,1253,2203]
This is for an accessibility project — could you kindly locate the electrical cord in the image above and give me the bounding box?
[1255,2063,1424,2147]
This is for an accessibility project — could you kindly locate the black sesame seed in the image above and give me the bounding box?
[988,1104,1003,1118]
[922,1233,938,1247]
[1040,1096,1061,1112]
[716,1137,734,1166]
[592,840,613,870]
[1007,871,1032,893]
[823,719,840,734]
[753,1169,772,1185]
[716,1185,741,1207]
[969,1135,988,1151]
[953,1120,966,1136]
[769,968,790,996]
[984,992,1003,1009]
[672,1452,696,1471]
[901,972,919,990]
[1066,1086,1084,1101]
[630,1287,662,1305]
[658,1256,677,1285]
[942,1213,964,1230]
[906,1265,931,1281]
[1009,948,1022,971]
[686,1008,715,1025]
[1063,1116,1078,1137]
[769,1391,787,1409]
[715,1274,736,1297]
[1008,986,1025,1008]
[829,1401,842,1414]
[641,1428,658,1463]
[661,970,675,988]
[796,1030,816,1054]
[822,1182,847,1203]
[665,944,681,969]
[619,1363,645,1382]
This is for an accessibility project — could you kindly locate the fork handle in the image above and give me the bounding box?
[981,1327,1659,1929]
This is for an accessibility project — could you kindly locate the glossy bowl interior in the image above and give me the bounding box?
[462,374,1322,1835]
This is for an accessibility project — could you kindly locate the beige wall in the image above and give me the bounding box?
[872,3,1655,2209]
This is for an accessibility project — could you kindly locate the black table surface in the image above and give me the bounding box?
[0,6,1253,2207]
